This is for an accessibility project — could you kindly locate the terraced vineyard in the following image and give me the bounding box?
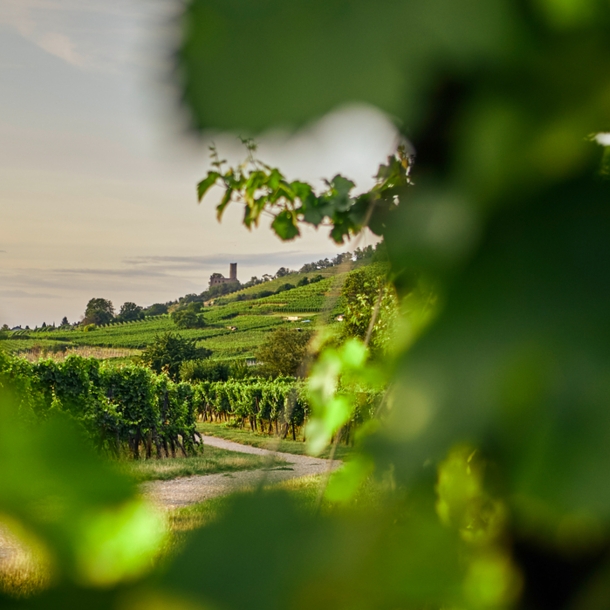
[4,271,349,362]
[215,270,335,303]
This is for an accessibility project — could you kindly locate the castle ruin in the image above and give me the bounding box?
[209,263,238,287]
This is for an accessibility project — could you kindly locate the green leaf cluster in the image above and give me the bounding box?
[198,144,412,244]
[255,326,313,377]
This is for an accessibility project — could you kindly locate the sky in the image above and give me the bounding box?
[0,0,398,328]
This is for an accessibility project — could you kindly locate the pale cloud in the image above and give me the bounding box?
[0,289,59,299]
[37,31,84,67]
[0,0,86,67]
[122,252,330,271]
[0,0,166,72]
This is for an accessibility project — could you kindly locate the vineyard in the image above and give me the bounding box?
[0,351,201,459]
[0,350,381,457]
[195,378,380,443]
[3,271,350,361]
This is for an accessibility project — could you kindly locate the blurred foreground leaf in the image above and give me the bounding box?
[0,391,165,586]
[162,490,468,610]
[178,0,515,132]
[379,173,610,538]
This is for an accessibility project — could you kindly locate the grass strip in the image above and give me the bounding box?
[123,444,285,482]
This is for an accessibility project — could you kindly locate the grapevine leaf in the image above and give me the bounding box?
[325,454,375,503]
[267,168,283,191]
[324,175,355,214]
[0,392,143,578]
[271,210,300,240]
[244,170,267,202]
[216,188,233,221]
[300,201,325,226]
[197,171,220,202]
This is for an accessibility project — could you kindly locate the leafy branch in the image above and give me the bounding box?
[198,141,414,244]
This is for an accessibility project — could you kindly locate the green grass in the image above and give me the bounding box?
[169,493,235,533]
[198,422,352,460]
[121,444,285,482]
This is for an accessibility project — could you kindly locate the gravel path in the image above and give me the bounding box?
[0,438,339,566]
[142,435,340,509]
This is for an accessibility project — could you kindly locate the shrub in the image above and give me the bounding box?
[256,290,274,299]
[172,303,206,329]
[144,303,168,317]
[180,359,230,382]
[256,327,313,377]
[140,332,212,381]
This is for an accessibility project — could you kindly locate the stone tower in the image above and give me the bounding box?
[230,263,237,280]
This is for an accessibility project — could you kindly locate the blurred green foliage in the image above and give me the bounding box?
[177,0,610,607]
[0,389,165,592]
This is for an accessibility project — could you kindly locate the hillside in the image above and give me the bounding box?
[3,271,349,362]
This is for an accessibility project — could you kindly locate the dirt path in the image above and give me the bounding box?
[142,435,340,509]
[0,438,339,568]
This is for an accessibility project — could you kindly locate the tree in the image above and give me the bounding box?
[354,245,374,260]
[117,302,144,323]
[243,275,262,288]
[256,327,312,377]
[171,303,206,329]
[83,298,114,326]
[60,316,69,327]
[139,332,212,381]
[341,267,382,339]
[144,303,168,317]
[255,290,274,299]
[275,283,295,293]
[275,267,291,278]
